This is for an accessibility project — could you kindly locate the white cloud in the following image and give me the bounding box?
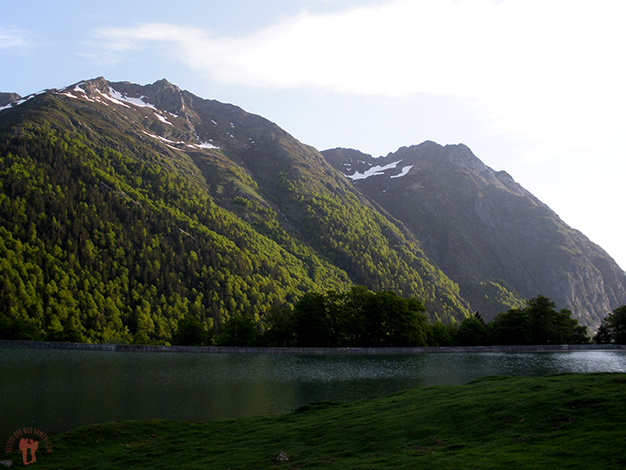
[90,0,626,126]
[92,0,626,158]
[90,1,625,96]
[0,25,41,50]
[89,0,626,173]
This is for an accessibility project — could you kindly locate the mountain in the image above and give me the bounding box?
[2,78,623,341]
[322,143,626,327]
[0,78,469,344]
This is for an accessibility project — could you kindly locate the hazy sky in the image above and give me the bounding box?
[2,0,625,270]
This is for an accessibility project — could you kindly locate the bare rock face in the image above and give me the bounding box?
[111,78,187,115]
[323,143,626,328]
[0,93,21,107]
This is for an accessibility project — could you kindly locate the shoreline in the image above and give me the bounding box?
[1,339,624,354]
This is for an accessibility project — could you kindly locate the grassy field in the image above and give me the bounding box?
[5,373,626,469]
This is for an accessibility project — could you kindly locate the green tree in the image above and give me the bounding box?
[525,296,578,344]
[456,314,488,346]
[488,308,530,345]
[593,322,612,344]
[362,291,427,347]
[0,314,44,341]
[292,292,335,347]
[262,305,295,347]
[218,315,262,346]
[424,321,456,347]
[341,286,373,346]
[594,306,626,344]
[291,288,428,347]
[488,296,589,345]
[172,316,213,346]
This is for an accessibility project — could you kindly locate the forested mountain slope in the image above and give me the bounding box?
[323,143,626,327]
[0,78,468,344]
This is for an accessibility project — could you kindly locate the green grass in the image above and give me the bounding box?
[7,373,626,469]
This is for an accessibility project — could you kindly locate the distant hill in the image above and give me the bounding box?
[323,143,626,326]
[0,78,469,344]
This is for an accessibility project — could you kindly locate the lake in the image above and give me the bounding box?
[1,347,625,439]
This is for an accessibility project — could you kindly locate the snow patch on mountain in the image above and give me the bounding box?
[141,130,221,151]
[390,165,414,179]
[107,88,156,109]
[345,160,401,181]
[60,84,175,125]
[154,113,173,126]
[188,142,220,150]
[142,131,186,150]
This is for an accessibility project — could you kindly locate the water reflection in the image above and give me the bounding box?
[1,348,625,438]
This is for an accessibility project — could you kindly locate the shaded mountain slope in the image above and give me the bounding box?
[323,142,626,327]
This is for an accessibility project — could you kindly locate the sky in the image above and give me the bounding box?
[2,0,625,270]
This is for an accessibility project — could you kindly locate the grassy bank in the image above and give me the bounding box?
[7,373,626,469]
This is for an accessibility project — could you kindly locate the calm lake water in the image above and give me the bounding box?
[1,347,625,439]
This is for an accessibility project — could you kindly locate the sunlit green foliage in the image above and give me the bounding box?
[458,278,526,321]
[0,126,349,344]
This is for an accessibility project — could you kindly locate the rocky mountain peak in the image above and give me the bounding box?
[443,143,486,173]
[109,78,187,115]
[75,76,110,95]
[57,77,187,117]
[0,92,22,107]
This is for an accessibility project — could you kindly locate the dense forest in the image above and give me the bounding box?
[0,126,347,343]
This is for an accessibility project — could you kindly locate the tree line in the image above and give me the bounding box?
[170,290,625,348]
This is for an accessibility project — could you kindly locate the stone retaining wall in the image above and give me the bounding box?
[1,340,624,355]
